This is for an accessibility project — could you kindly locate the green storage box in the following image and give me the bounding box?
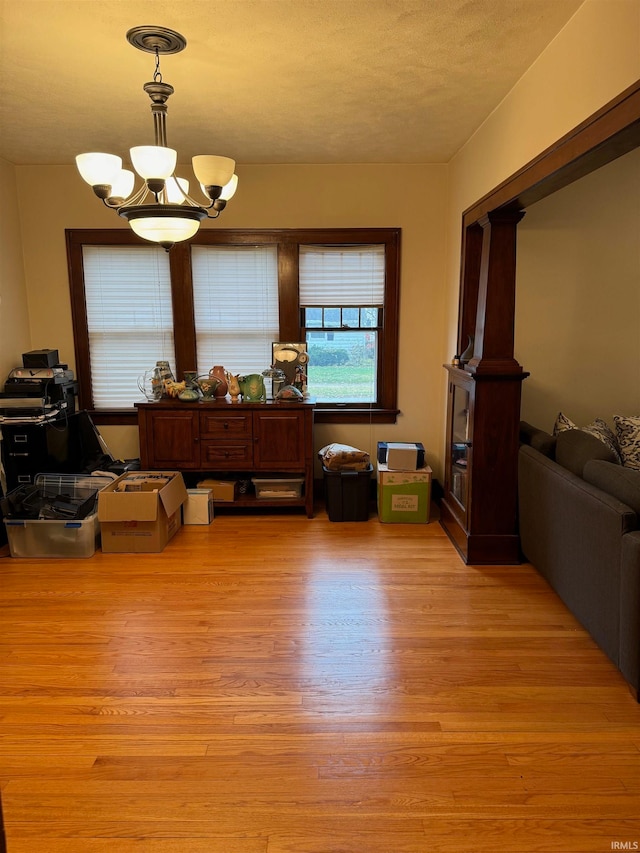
[377,463,432,523]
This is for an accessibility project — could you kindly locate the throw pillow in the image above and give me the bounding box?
[552,412,621,463]
[553,412,576,434]
[555,428,618,477]
[582,418,622,463]
[584,460,640,515]
[613,415,640,471]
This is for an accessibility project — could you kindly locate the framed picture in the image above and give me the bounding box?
[272,342,308,389]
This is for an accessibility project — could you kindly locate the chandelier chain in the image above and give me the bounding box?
[153,49,162,84]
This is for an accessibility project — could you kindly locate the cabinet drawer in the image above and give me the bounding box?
[200,412,252,439]
[200,442,253,468]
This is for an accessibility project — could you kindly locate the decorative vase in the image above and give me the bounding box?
[225,372,241,403]
[155,360,175,396]
[195,375,221,399]
[178,387,200,402]
[137,369,163,401]
[209,365,228,398]
[460,334,475,365]
[178,371,200,401]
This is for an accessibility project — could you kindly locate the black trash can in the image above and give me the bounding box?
[323,464,373,521]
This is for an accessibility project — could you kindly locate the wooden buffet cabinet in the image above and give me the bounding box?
[135,399,315,517]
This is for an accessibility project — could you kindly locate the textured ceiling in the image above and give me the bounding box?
[0,0,583,166]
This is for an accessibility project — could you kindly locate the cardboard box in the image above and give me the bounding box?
[98,472,188,552]
[377,463,432,523]
[196,478,236,502]
[377,441,426,470]
[183,488,214,525]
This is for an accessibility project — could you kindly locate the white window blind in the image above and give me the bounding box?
[191,245,279,376]
[299,245,385,404]
[82,246,175,407]
[299,244,385,305]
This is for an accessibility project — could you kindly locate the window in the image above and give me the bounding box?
[192,245,279,376]
[66,228,400,424]
[300,244,384,403]
[81,246,175,407]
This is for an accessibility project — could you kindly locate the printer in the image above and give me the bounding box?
[0,349,78,419]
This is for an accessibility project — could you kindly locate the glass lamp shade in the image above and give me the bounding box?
[130,146,177,180]
[109,169,135,200]
[192,155,235,190]
[164,176,189,204]
[221,173,238,201]
[76,152,122,186]
[119,204,207,247]
[129,216,199,244]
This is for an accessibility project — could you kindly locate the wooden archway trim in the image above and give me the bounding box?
[460,78,640,353]
[442,78,640,564]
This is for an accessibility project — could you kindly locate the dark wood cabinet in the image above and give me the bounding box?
[136,399,315,517]
[440,365,525,564]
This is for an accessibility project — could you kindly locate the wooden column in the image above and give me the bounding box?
[441,208,528,564]
[467,208,525,374]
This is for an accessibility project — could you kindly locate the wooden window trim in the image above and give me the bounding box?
[66,227,401,426]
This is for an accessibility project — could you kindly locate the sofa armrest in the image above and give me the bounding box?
[620,531,640,696]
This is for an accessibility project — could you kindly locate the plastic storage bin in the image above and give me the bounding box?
[3,473,112,558]
[323,464,373,521]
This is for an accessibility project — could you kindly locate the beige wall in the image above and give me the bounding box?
[446,0,640,362]
[14,163,449,473]
[516,146,640,431]
[0,158,30,382]
[5,0,639,481]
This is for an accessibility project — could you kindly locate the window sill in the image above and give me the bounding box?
[90,406,399,426]
[314,407,399,424]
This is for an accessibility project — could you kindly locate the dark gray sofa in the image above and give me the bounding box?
[518,422,640,698]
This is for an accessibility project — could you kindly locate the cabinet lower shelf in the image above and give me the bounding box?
[212,493,309,511]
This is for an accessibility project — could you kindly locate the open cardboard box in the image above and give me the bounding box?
[98,472,188,552]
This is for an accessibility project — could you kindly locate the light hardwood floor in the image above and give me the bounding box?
[1,503,639,852]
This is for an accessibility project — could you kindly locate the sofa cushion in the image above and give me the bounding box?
[553,411,621,462]
[519,421,556,458]
[555,428,618,477]
[584,460,640,515]
[613,415,640,471]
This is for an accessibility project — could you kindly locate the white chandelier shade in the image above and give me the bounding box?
[76,153,122,187]
[75,26,237,251]
[110,169,136,201]
[128,212,202,244]
[130,145,177,180]
[192,156,236,194]
[164,176,190,204]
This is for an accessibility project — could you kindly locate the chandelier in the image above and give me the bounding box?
[76,26,237,251]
